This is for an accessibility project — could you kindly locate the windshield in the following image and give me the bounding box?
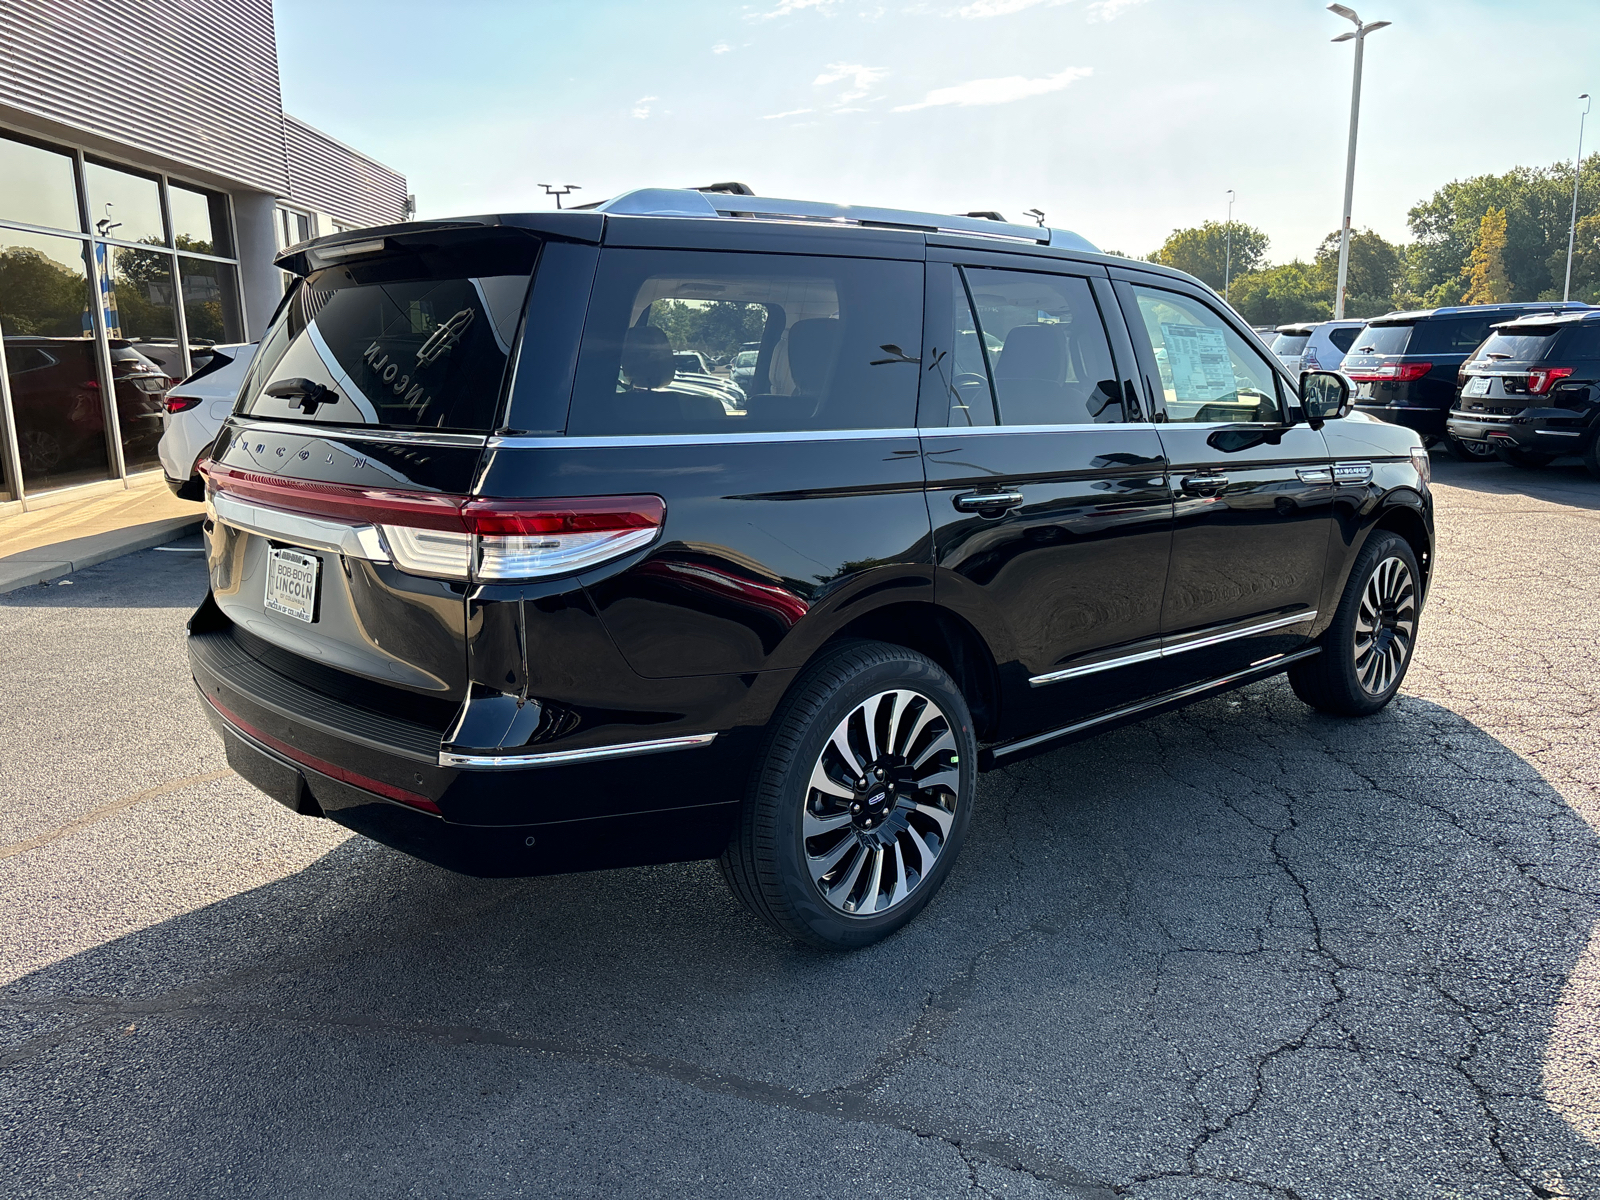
[238,239,536,431]
[1474,329,1559,362]
[1349,324,1413,356]
[1271,334,1310,356]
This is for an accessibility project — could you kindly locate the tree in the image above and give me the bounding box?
[1315,227,1403,315]
[1147,221,1269,291]
[1228,261,1330,327]
[1562,210,1600,304]
[1461,206,1511,304]
[0,247,88,336]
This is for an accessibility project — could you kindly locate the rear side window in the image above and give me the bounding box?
[1409,315,1497,354]
[239,239,536,431]
[1563,324,1600,358]
[1350,324,1413,356]
[1271,334,1310,356]
[567,250,922,435]
[963,267,1125,425]
[1327,326,1361,353]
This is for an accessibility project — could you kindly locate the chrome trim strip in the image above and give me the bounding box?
[1534,429,1584,436]
[918,422,1152,437]
[487,429,920,450]
[211,490,389,561]
[227,419,489,448]
[1028,610,1317,687]
[440,732,719,769]
[1000,647,1323,759]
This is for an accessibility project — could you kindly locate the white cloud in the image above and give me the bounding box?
[762,106,816,119]
[1087,0,1147,19]
[892,66,1092,112]
[813,61,889,105]
[750,0,841,19]
[711,41,733,53]
[631,95,659,119]
[958,0,1070,17]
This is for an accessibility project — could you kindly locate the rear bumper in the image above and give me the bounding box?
[1354,403,1447,437]
[1446,412,1596,453]
[189,626,746,877]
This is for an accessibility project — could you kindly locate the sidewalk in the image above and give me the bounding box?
[0,473,204,593]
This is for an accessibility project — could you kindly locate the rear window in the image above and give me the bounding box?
[1349,324,1413,356]
[1327,326,1361,353]
[1271,334,1310,355]
[1409,315,1498,354]
[1474,328,1560,363]
[238,239,536,431]
[566,249,922,436]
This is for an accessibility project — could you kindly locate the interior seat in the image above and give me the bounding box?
[992,324,1095,425]
[609,325,726,428]
[744,319,842,427]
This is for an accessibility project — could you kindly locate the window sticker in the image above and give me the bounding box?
[1159,323,1234,403]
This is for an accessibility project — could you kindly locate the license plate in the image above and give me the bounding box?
[264,548,320,623]
[1464,376,1489,396]
[1356,382,1376,399]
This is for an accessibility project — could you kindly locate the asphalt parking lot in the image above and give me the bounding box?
[3,456,1599,1199]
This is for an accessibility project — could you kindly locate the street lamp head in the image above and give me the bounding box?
[1327,3,1361,25]
[1583,93,1593,114]
[1331,31,1356,42]
[1362,20,1391,33]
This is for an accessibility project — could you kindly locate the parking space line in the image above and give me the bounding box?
[0,769,234,861]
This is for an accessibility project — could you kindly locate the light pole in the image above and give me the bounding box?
[1564,94,1591,302]
[1329,4,1390,320]
[1223,189,1235,301]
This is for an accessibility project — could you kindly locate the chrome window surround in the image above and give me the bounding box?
[1029,610,1317,687]
[440,732,718,769]
[224,419,489,448]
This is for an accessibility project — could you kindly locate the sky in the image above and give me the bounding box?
[275,0,1600,265]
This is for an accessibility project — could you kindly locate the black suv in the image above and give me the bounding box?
[1343,302,1590,460]
[187,189,1434,949]
[1446,309,1600,475]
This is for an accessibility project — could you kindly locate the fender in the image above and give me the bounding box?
[1315,474,1435,637]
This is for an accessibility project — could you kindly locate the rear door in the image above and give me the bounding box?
[205,228,542,699]
[922,254,1172,739]
[1113,276,1334,683]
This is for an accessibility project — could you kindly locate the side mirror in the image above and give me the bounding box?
[1300,370,1354,429]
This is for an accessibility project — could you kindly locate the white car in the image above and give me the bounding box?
[1269,320,1367,374]
[157,342,256,499]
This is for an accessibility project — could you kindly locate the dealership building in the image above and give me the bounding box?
[0,0,408,511]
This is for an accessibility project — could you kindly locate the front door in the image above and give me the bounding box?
[1114,278,1334,684]
[923,259,1173,740]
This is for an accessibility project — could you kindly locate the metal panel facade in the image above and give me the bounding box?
[283,116,407,229]
[0,0,289,194]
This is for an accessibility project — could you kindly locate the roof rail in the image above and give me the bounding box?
[591,188,1099,253]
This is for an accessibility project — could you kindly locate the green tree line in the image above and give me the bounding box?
[1133,151,1600,327]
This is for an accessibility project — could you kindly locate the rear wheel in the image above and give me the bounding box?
[1289,531,1421,717]
[1494,444,1555,470]
[1584,434,1600,481]
[720,640,976,950]
[1444,432,1497,462]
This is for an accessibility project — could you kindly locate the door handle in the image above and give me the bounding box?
[953,490,1025,514]
[1180,474,1228,496]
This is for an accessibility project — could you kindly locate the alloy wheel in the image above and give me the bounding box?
[803,689,960,919]
[1353,555,1417,695]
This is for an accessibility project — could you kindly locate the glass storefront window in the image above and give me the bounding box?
[169,184,232,257]
[98,246,179,472]
[84,160,166,246]
[178,257,244,346]
[0,135,83,233]
[0,230,112,492]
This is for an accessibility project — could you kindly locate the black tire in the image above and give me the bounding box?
[1584,434,1600,481]
[1494,444,1555,470]
[1289,531,1421,717]
[1444,432,1497,462]
[719,640,977,950]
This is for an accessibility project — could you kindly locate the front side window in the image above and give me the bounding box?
[1130,286,1283,424]
[567,250,922,435]
[239,239,536,431]
[964,267,1125,425]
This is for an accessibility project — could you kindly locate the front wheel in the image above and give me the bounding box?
[720,641,977,950]
[1289,531,1422,717]
[1494,444,1555,470]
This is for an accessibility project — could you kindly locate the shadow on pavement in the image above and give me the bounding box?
[1430,454,1600,511]
[4,681,1600,1197]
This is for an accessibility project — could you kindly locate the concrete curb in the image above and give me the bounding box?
[0,515,204,594]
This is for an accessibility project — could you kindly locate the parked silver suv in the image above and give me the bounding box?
[1271,319,1367,374]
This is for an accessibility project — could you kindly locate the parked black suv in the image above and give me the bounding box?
[187,189,1435,948]
[1343,302,1590,460]
[1446,309,1600,475]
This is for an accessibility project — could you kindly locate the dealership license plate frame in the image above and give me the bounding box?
[264,547,321,624]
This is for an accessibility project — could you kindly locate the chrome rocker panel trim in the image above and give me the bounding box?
[1029,610,1318,687]
[440,732,719,770]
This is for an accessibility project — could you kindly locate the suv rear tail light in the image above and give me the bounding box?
[164,395,202,413]
[1302,346,1321,369]
[1526,367,1574,395]
[1345,361,1431,383]
[200,463,664,582]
